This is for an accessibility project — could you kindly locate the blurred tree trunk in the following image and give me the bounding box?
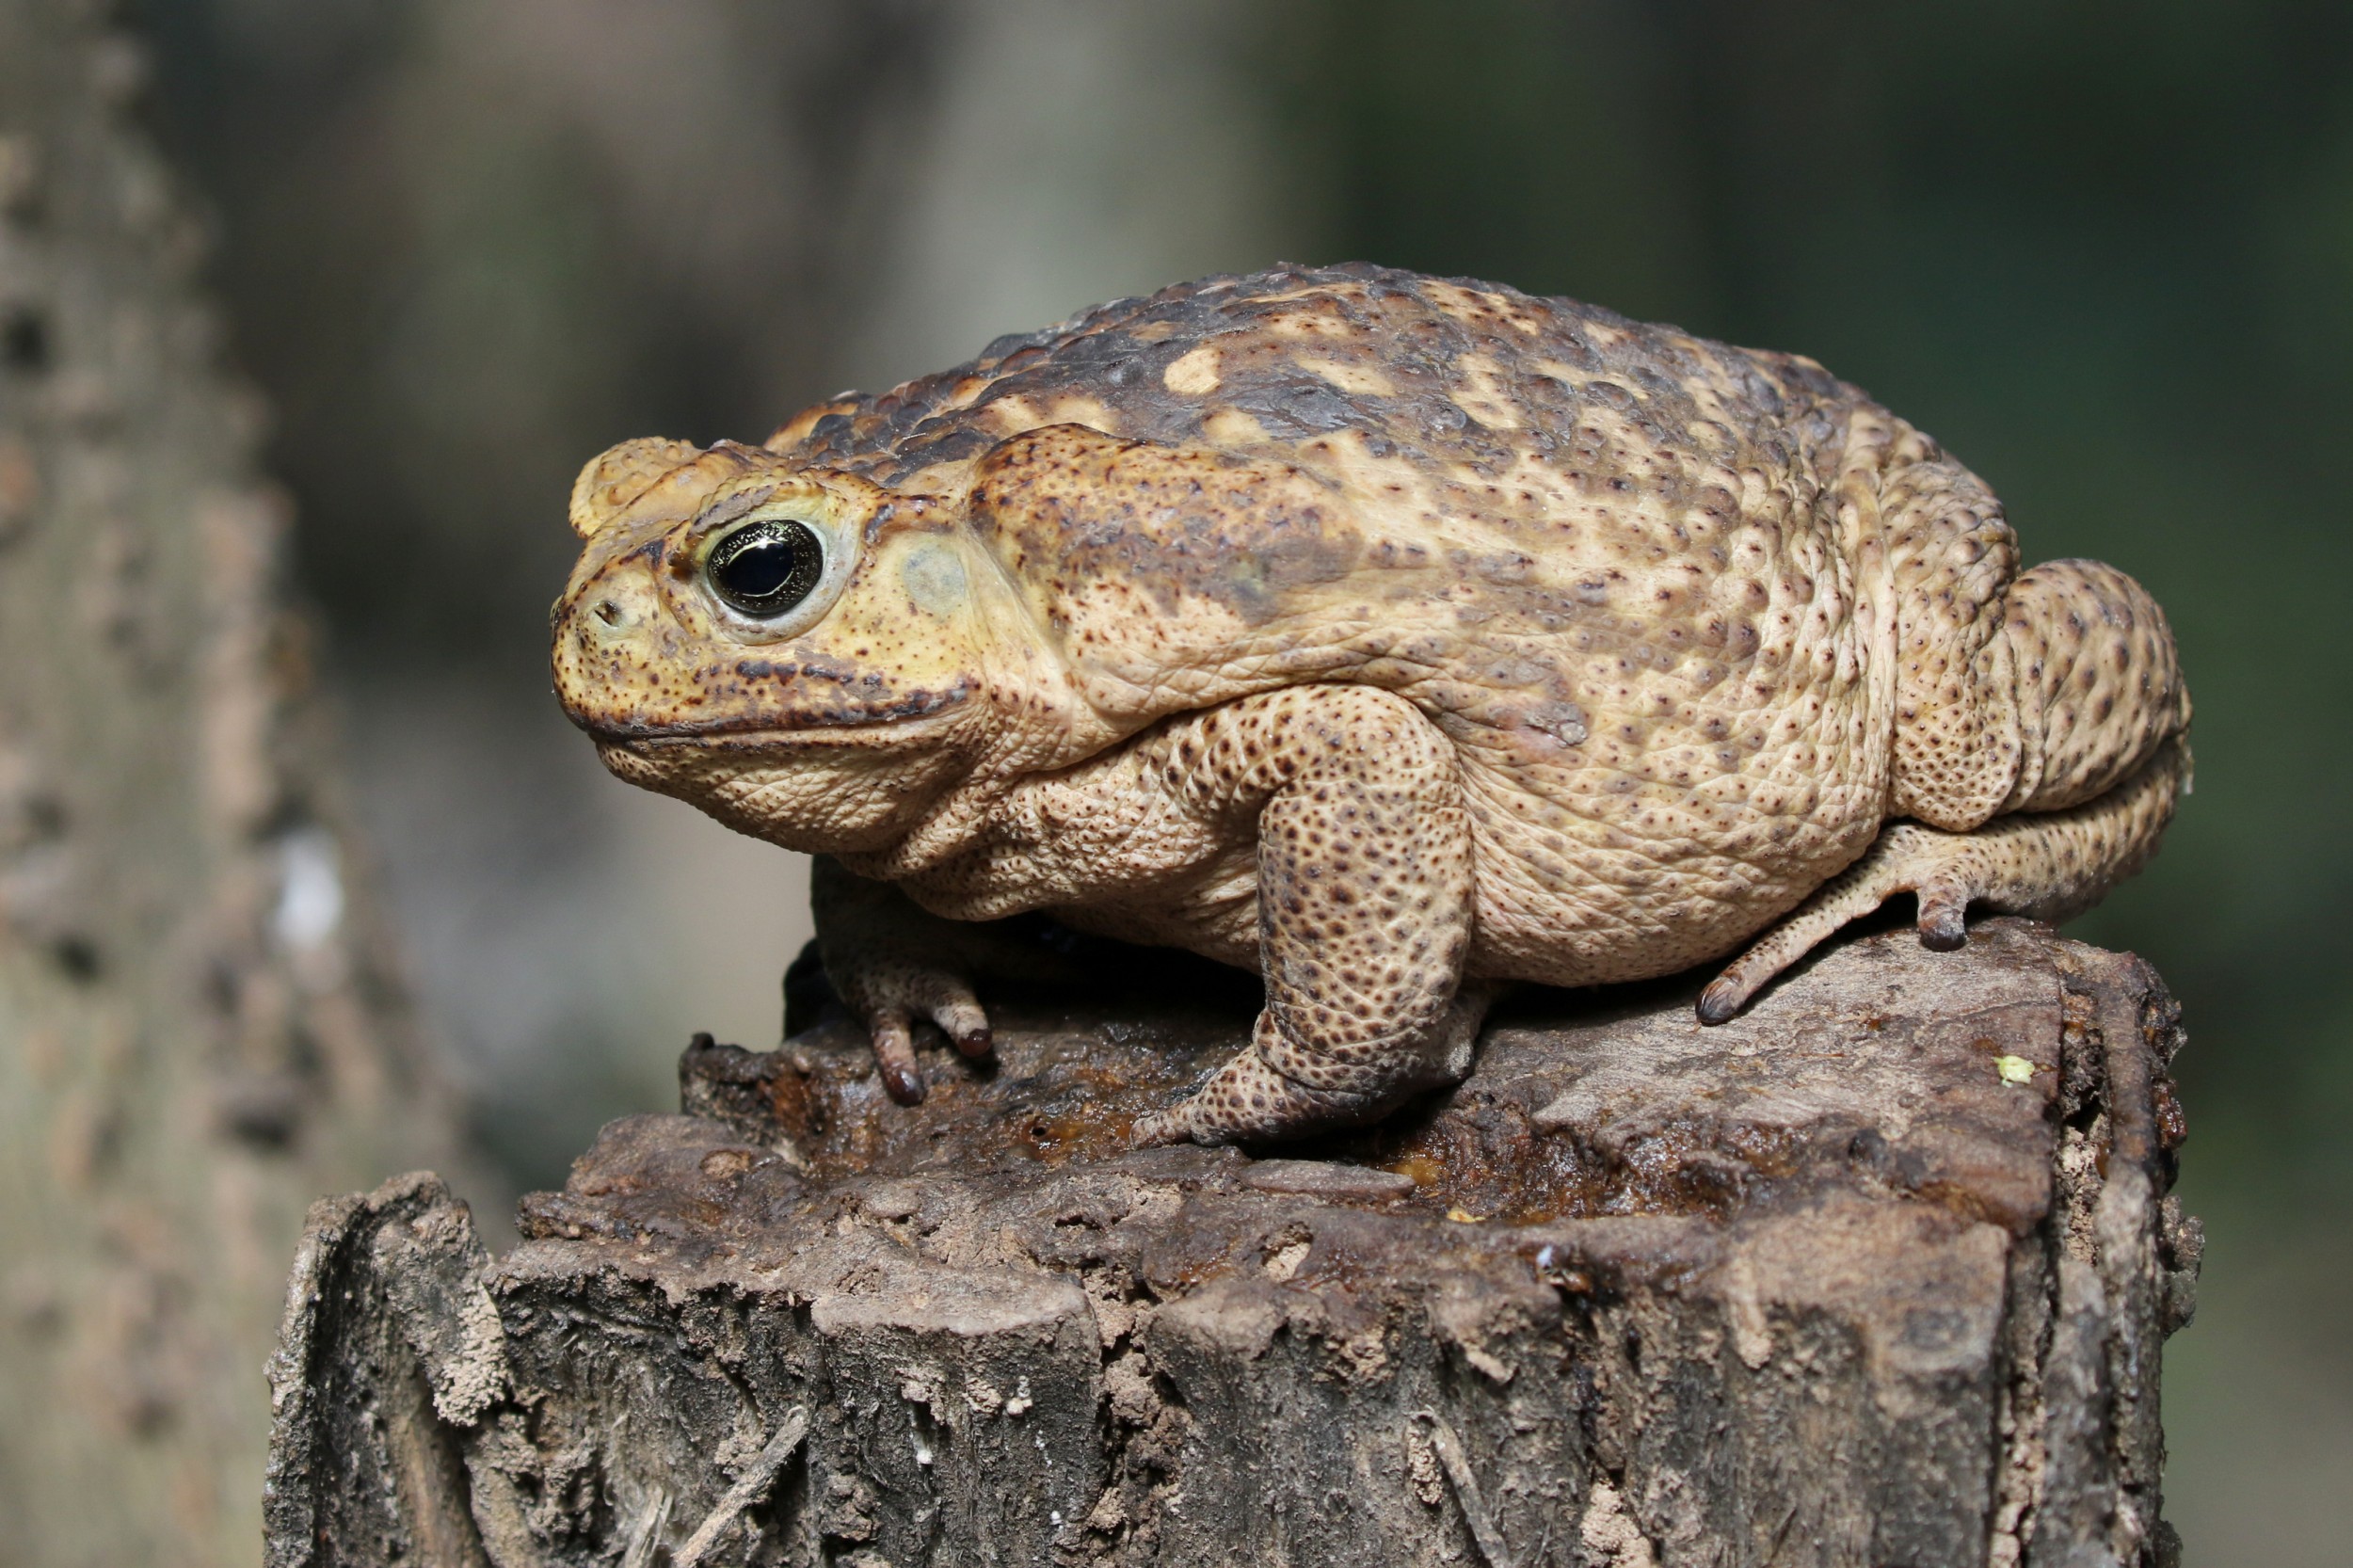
[0,2,467,1562]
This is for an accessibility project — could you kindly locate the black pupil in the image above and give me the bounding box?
[709,520,821,616]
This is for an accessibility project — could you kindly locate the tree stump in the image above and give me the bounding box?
[263,920,2201,1567]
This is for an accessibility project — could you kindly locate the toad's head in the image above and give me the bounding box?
[551,437,1071,855]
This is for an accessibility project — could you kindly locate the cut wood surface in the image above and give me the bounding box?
[264,920,2201,1567]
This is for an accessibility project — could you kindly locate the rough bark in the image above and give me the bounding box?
[264,920,2201,1567]
[0,3,463,1561]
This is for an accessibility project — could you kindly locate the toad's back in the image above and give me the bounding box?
[771,263,1918,983]
[770,262,1865,504]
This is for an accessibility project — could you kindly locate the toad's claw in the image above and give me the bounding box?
[1914,880,1972,952]
[867,1010,927,1105]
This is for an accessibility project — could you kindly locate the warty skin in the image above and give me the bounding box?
[552,263,2189,1145]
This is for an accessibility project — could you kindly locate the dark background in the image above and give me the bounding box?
[137,0,2353,1556]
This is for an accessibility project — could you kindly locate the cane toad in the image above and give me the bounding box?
[552,263,2189,1145]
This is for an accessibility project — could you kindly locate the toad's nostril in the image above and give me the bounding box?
[594,600,623,628]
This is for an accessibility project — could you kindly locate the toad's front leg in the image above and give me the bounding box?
[1131,686,1484,1147]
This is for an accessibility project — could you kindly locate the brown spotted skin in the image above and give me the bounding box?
[550,263,2191,1146]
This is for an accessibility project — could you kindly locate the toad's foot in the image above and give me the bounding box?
[1133,984,1493,1148]
[834,952,992,1107]
[1700,738,2186,1024]
[1130,1045,1385,1148]
[812,857,992,1105]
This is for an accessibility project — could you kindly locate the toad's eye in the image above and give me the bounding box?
[706,519,824,617]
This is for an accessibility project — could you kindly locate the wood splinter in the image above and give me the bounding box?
[1416,1411,1517,1568]
[670,1409,809,1568]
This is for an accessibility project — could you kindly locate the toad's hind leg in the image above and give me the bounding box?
[1699,738,2185,1023]
[1702,552,2192,1024]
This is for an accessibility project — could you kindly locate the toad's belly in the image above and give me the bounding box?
[926,664,1895,987]
[1042,744,1888,990]
[1451,737,1889,987]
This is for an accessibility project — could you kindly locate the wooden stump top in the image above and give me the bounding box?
[264,920,2201,1567]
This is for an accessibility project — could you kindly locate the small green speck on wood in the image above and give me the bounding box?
[1993,1054,2036,1085]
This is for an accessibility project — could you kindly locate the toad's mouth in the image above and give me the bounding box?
[576,694,972,750]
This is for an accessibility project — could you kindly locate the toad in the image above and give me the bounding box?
[552,264,2188,1146]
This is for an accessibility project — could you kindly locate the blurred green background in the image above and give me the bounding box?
[137,0,2352,1558]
